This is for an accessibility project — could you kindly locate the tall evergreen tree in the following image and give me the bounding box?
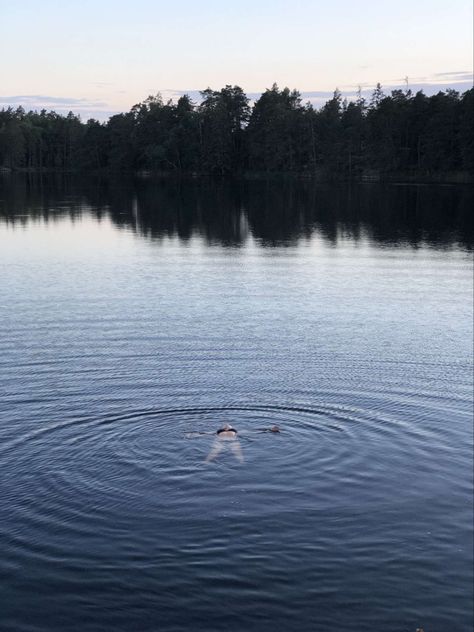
[198,85,249,174]
[247,84,309,172]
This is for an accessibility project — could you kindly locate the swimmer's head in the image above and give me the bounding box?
[271,425,280,433]
[216,423,236,435]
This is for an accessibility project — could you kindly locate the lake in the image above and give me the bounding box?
[0,176,472,632]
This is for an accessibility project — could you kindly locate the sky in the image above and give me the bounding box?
[0,0,472,120]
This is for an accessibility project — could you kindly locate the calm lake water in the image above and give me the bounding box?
[0,176,472,632]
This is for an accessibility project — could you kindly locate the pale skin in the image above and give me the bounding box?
[204,426,244,464]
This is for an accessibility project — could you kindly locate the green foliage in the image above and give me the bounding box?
[0,84,472,176]
[247,84,309,172]
[199,85,250,174]
[458,88,474,171]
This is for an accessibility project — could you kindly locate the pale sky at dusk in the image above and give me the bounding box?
[1,0,472,120]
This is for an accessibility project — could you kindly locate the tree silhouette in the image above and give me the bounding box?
[0,84,472,178]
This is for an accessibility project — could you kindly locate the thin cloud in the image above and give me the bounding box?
[0,95,109,108]
[0,95,116,122]
[434,71,472,79]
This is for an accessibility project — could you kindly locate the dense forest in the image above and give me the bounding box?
[0,84,472,178]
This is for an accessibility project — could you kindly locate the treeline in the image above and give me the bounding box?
[0,84,473,177]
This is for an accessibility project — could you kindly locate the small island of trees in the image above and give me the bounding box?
[0,83,472,180]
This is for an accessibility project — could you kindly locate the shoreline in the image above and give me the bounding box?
[1,167,472,185]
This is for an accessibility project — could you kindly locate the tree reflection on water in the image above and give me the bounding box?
[1,175,472,250]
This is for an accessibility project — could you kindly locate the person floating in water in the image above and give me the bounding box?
[186,423,280,463]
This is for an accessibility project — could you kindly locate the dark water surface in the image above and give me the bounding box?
[0,177,472,632]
